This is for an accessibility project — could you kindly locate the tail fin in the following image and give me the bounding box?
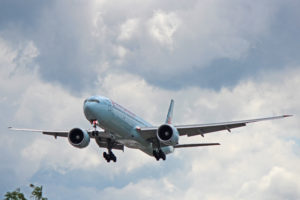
[165,99,174,124]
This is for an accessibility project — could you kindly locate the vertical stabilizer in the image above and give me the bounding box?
[165,99,174,124]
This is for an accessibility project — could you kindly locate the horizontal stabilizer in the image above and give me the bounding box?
[174,143,220,148]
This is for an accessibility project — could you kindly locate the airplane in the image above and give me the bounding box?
[9,95,292,162]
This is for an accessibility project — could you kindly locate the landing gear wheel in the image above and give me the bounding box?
[111,154,117,162]
[153,150,166,161]
[103,151,117,163]
[153,151,160,161]
[103,152,110,162]
[158,150,166,161]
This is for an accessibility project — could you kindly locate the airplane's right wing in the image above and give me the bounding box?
[8,127,124,151]
[8,127,69,138]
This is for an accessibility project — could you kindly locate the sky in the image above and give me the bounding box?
[0,0,299,199]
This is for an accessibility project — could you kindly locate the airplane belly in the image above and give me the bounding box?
[118,139,142,149]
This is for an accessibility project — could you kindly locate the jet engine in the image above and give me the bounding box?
[157,124,179,146]
[68,128,90,148]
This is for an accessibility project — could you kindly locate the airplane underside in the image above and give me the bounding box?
[96,134,170,162]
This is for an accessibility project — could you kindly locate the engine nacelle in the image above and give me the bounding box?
[157,124,179,146]
[68,128,90,148]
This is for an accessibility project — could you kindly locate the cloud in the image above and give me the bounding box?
[118,18,140,41]
[238,166,300,199]
[148,10,180,49]
[1,0,299,93]
[0,0,300,199]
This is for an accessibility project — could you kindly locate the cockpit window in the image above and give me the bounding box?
[84,99,100,103]
[89,99,100,103]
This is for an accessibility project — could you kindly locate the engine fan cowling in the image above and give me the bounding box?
[68,128,90,148]
[157,124,179,146]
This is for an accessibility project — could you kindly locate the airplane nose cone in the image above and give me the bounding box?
[83,100,97,121]
[83,96,109,122]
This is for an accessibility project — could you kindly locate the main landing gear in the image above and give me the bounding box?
[103,150,117,162]
[153,149,166,161]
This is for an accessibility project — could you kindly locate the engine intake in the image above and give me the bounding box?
[157,124,179,146]
[68,128,90,148]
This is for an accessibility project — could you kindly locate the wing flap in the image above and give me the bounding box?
[174,143,220,148]
[136,127,157,140]
[177,123,246,137]
[43,131,68,137]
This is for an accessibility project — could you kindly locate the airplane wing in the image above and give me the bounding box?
[8,127,124,150]
[138,115,292,140]
[176,115,292,137]
[8,127,69,138]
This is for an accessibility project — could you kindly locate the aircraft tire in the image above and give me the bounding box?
[153,151,160,161]
[103,152,110,162]
[111,153,117,162]
[158,150,166,161]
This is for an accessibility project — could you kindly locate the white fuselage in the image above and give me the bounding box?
[83,96,174,156]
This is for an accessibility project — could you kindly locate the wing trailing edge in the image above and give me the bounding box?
[174,143,220,148]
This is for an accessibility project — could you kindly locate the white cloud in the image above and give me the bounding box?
[238,166,300,199]
[21,138,101,173]
[148,10,180,49]
[118,18,140,41]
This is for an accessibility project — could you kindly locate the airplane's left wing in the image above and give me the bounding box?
[138,115,292,140]
[176,115,292,137]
